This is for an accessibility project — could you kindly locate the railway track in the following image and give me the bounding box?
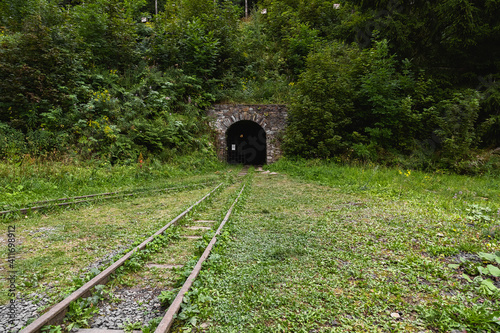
[18,174,249,333]
[0,181,216,217]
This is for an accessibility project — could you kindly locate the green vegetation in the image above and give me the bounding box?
[0,171,233,304]
[173,165,499,332]
[0,154,226,212]
[2,0,500,330]
[0,163,245,331]
[1,0,499,171]
[1,0,240,163]
[1,157,498,331]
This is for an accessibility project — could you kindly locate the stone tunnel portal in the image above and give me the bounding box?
[226,120,266,165]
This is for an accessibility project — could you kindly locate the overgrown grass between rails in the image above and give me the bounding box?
[37,227,182,333]
[0,154,232,211]
[36,183,232,332]
[60,180,247,332]
[0,183,230,308]
[0,180,222,221]
[159,178,252,331]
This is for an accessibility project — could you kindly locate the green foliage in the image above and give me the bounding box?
[453,252,500,296]
[64,296,100,331]
[283,42,360,158]
[282,36,495,171]
[0,11,82,129]
[1,0,499,170]
[433,90,481,165]
[153,0,240,80]
[0,0,227,163]
[478,77,500,147]
[176,19,220,79]
[151,17,220,79]
[118,230,180,275]
[357,40,422,151]
[466,204,493,225]
[0,123,26,158]
[420,300,500,332]
[0,0,46,30]
[70,0,142,69]
[141,317,163,333]
[40,325,62,333]
[177,287,214,326]
[283,39,431,160]
[345,1,500,84]
[478,252,500,265]
[158,288,177,307]
[121,320,143,332]
[282,23,321,78]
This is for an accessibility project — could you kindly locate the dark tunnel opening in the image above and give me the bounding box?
[226,120,266,165]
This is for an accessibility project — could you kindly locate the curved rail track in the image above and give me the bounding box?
[0,181,216,217]
[18,176,248,333]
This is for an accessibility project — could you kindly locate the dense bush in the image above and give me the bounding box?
[0,0,242,163]
[283,42,360,158]
[282,38,498,173]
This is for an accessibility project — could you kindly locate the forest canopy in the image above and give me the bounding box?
[0,0,499,173]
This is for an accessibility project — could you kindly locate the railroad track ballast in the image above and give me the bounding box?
[19,181,247,333]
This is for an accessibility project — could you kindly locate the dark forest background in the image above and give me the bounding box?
[1,0,499,173]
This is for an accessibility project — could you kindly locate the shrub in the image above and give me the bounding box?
[433,90,481,165]
[357,40,422,151]
[283,41,361,158]
[0,123,26,158]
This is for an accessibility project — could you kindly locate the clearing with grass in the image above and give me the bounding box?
[1,160,499,332]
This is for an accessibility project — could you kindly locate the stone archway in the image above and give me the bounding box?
[207,104,287,164]
[226,120,266,165]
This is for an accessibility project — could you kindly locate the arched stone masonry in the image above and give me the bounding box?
[207,104,287,164]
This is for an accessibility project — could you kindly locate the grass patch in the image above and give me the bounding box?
[0,154,232,212]
[179,165,499,332]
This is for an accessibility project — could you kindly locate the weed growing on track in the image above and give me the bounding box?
[0,182,229,305]
[0,155,233,212]
[23,178,243,332]
[162,180,251,331]
[177,166,499,332]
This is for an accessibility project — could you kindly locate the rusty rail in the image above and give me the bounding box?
[0,182,214,216]
[19,183,223,333]
[154,184,246,333]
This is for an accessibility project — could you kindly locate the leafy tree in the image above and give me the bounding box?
[152,0,239,81]
[433,90,481,165]
[356,39,422,151]
[0,8,82,130]
[478,78,500,147]
[0,0,44,31]
[69,0,143,69]
[283,42,361,158]
[344,0,500,85]
[284,39,436,160]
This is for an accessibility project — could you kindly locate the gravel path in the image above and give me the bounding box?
[0,294,50,333]
[0,244,138,333]
[88,288,164,330]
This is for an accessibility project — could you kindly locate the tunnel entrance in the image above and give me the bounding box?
[226,120,266,165]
